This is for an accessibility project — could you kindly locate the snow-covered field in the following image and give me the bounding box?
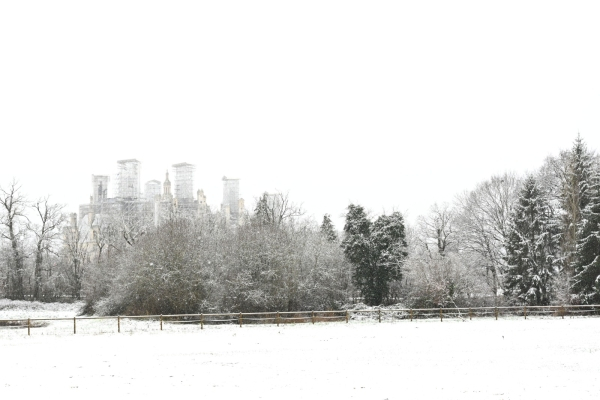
[2,303,599,399]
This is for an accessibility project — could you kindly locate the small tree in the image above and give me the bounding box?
[416,203,455,256]
[341,204,407,305]
[252,192,304,227]
[320,214,338,242]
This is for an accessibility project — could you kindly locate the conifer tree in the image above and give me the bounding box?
[320,214,338,242]
[504,175,559,305]
[571,170,600,303]
[341,205,407,305]
[561,135,595,274]
[253,192,272,226]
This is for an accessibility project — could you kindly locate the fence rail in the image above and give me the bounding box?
[1,305,599,336]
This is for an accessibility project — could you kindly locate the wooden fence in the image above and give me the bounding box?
[1,305,599,336]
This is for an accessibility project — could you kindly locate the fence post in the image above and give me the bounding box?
[524,306,527,320]
[561,306,564,319]
[468,308,472,321]
[277,311,280,327]
[311,311,315,324]
[160,315,163,331]
[239,312,242,327]
[378,308,381,323]
[440,308,443,322]
[495,307,498,320]
[118,316,121,333]
[74,317,76,334]
[345,310,349,323]
[410,309,413,322]
[28,318,30,336]
[200,314,204,330]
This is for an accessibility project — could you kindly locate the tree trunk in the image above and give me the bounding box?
[33,244,44,301]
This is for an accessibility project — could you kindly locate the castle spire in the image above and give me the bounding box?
[163,170,172,197]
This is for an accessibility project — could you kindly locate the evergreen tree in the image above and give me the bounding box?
[571,170,600,303]
[341,205,407,305]
[253,192,271,226]
[320,214,338,242]
[504,175,559,305]
[561,135,595,274]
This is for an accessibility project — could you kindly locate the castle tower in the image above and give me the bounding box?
[172,162,195,200]
[163,171,172,200]
[144,180,161,202]
[91,175,109,203]
[222,176,240,224]
[116,159,141,199]
[197,189,208,216]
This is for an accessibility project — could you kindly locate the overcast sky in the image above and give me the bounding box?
[1,1,599,229]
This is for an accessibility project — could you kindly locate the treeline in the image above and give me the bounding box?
[1,135,599,312]
[0,190,353,315]
[404,135,600,308]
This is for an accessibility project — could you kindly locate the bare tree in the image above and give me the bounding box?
[0,180,28,299]
[253,191,304,226]
[101,201,153,248]
[62,215,90,299]
[28,196,65,300]
[454,173,521,304]
[416,203,455,257]
[405,251,488,308]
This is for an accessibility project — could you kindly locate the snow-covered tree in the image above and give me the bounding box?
[252,192,304,227]
[571,170,600,303]
[406,251,487,308]
[416,203,455,256]
[320,214,338,242]
[454,173,520,303]
[560,135,596,275]
[0,180,28,300]
[504,175,559,305]
[28,196,65,301]
[341,205,407,306]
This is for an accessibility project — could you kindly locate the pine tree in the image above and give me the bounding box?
[341,205,407,305]
[571,170,600,303]
[320,214,338,242]
[504,175,559,305]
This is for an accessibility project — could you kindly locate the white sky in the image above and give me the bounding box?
[1,1,599,229]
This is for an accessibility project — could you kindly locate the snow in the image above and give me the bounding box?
[2,303,600,398]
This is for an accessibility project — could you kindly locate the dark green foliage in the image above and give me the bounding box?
[504,175,559,305]
[320,214,338,242]
[572,171,600,303]
[561,135,596,273]
[253,192,272,226]
[341,204,407,306]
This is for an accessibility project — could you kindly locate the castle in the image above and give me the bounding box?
[76,159,245,236]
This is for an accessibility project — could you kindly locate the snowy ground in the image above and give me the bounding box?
[2,304,600,399]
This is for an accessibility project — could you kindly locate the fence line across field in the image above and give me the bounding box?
[1,305,599,336]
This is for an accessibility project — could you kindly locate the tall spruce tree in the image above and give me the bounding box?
[571,170,600,303]
[504,175,559,305]
[561,135,595,275]
[341,205,407,305]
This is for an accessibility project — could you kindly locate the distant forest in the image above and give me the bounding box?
[1,135,599,314]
